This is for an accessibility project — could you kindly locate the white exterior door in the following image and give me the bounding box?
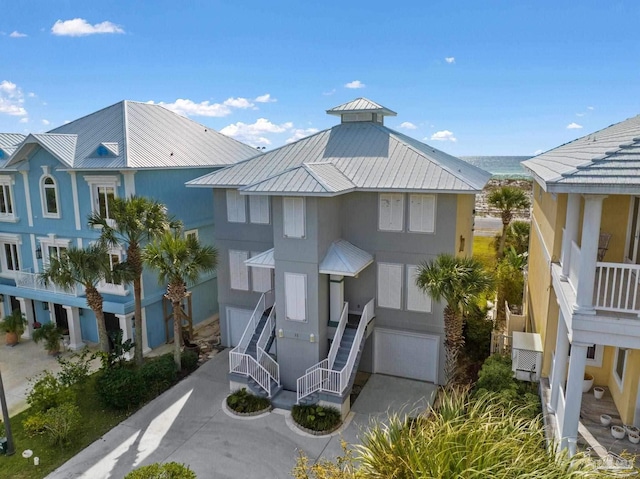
[226,307,253,347]
[374,328,439,382]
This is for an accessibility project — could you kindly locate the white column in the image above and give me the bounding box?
[560,193,581,280]
[561,342,588,455]
[62,306,85,351]
[115,312,135,360]
[574,195,607,313]
[549,310,569,412]
[16,297,35,340]
[329,275,345,323]
[141,308,151,355]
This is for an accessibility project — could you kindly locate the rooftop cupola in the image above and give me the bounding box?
[326,97,397,125]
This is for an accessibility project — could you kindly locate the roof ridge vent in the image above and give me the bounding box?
[326,97,397,125]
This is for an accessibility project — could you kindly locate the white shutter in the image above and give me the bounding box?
[229,250,249,290]
[406,265,432,312]
[378,263,402,309]
[409,195,435,233]
[285,273,306,321]
[251,252,272,293]
[226,190,246,223]
[379,193,404,231]
[249,195,270,224]
[284,197,304,238]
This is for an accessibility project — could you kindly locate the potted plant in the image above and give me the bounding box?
[0,309,27,346]
[583,373,594,393]
[32,322,63,355]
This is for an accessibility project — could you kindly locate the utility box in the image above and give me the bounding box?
[0,437,7,455]
[511,331,543,382]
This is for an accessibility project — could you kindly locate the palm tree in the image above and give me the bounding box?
[89,196,171,365]
[40,243,132,352]
[143,229,217,370]
[416,254,493,384]
[487,186,530,258]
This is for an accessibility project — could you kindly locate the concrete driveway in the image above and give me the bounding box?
[47,350,437,479]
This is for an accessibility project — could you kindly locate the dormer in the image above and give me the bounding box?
[326,97,397,125]
[94,142,119,158]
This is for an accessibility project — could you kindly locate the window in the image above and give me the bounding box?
[41,176,60,218]
[285,273,306,321]
[614,348,627,388]
[409,194,436,233]
[85,176,120,221]
[0,234,21,277]
[229,250,249,291]
[98,248,128,295]
[567,343,603,367]
[39,236,71,266]
[185,229,198,242]
[379,193,404,231]
[377,263,403,309]
[0,176,16,221]
[406,265,432,312]
[251,252,272,293]
[226,190,246,223]
[249,195,270,224]
[283,197,305,238]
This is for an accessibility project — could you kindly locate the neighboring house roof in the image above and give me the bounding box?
[188,101,491,195]
[326,97,397,117]
[522,115,640,193]
[0,133,25,148]
[245,249,275,269]
[319,240,374,277]
[3,101,257,170]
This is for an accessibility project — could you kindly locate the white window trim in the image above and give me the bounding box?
[378,193,404,232]
[284,272,307,321]
[97,247,129,296]
[567,344,603,368]
[614,347,628,391]
[249,195,270,225]
[0,233,22,278]
[229,250,249,291]
[226,190,246,223]
[38,235,71,266]
[377,262,403,310]
[408,194,436,234]
[406,264,432,312]
[283,197,305,238]
[0,175,17,222]
[84,175,120,224]
[185,229,198,242]
[40,174,61,219]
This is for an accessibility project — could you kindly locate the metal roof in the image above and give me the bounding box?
[319,239,373,276]
[326,98,397,117]
[522,115,640,193]
[244,249,275,269]
[0,133,25,148]
[4,101,257,171]
[189,120,490,195]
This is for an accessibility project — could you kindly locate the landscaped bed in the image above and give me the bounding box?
[291,404,342,435]
[226,388,271,416]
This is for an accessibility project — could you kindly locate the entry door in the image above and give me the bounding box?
[626,197,640,264]
[104,312,121,351]
[53,303,69,331]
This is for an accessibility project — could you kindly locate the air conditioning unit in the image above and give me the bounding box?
[511,331,543,382]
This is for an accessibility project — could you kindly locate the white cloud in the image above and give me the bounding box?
[51,18,124,37]
[445,57,455,64]
[344,80,365,89]
[567,122,583,129]
[28,92,36,98]
[9,31,27,38]
[429,130,457,142]
[0,80,27,116]
[587,106,594,110]
[323,89,336,96]
[254,93,276,103]
[149,96,255,117]
[576,113,585,117]
[399,121,417,130]
[534,149,544,155]
[220,118,293,146]
[63,120,71,124]
[41,119,50,126]
[286,128,319,144]
[19,117,29,123]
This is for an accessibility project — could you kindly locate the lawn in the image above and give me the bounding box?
[473,235,497,269]
[1,375,131,479]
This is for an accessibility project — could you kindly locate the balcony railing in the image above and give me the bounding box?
[594,262,640,313]
[15,269,81,296]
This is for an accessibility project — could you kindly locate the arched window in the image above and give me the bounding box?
[41,176,60,218]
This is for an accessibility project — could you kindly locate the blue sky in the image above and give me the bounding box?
[2,1,639,155]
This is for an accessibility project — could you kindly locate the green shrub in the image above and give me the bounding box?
[23,412,48,437]
[226,388,270,414]
[463,304,493,362]
[26,371,75,413]
[124,462,197,479]
[56,348,97,386]
[140,354,177,397]
[23,403,81,446]
[475,355,516,394]
[291,404,341,432]
[95,366,144,410]
[98,329,135,369]
[181,349,199,372]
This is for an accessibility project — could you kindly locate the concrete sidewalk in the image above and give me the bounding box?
[47,350,437,479]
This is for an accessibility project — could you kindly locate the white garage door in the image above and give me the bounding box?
[227,307,254,347]
[374,328,439,382]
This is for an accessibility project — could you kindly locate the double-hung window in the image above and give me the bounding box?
[85,176,120,223]
[98,248,127,295]
[614,348,628,389]
[0,234,21,277]
[41,176,60,218]
[0,176,16,221]
[283,197,304,238]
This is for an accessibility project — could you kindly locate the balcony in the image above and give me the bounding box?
[15,268,81,296]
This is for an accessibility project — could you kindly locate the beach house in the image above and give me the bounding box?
[523,115,640,454]
[0,101,256,352]
[188,98,491,413]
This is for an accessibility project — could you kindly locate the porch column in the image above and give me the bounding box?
[560,193,581,280]
[62,306,85,351]
[574,195,607,314]
[329,275,345,323]
[16,297,35,340]
[549,310,569,412]
[115,312,135,360]
[561,342,589,456]
[141,308,151,355]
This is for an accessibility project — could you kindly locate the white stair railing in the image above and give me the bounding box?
[229,351,275,397]
[327,302,348,369]
[256,305,276,354]
[232,290,274,355]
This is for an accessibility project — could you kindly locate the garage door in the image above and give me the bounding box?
[374,328,439,382]
[227,307,254,347]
